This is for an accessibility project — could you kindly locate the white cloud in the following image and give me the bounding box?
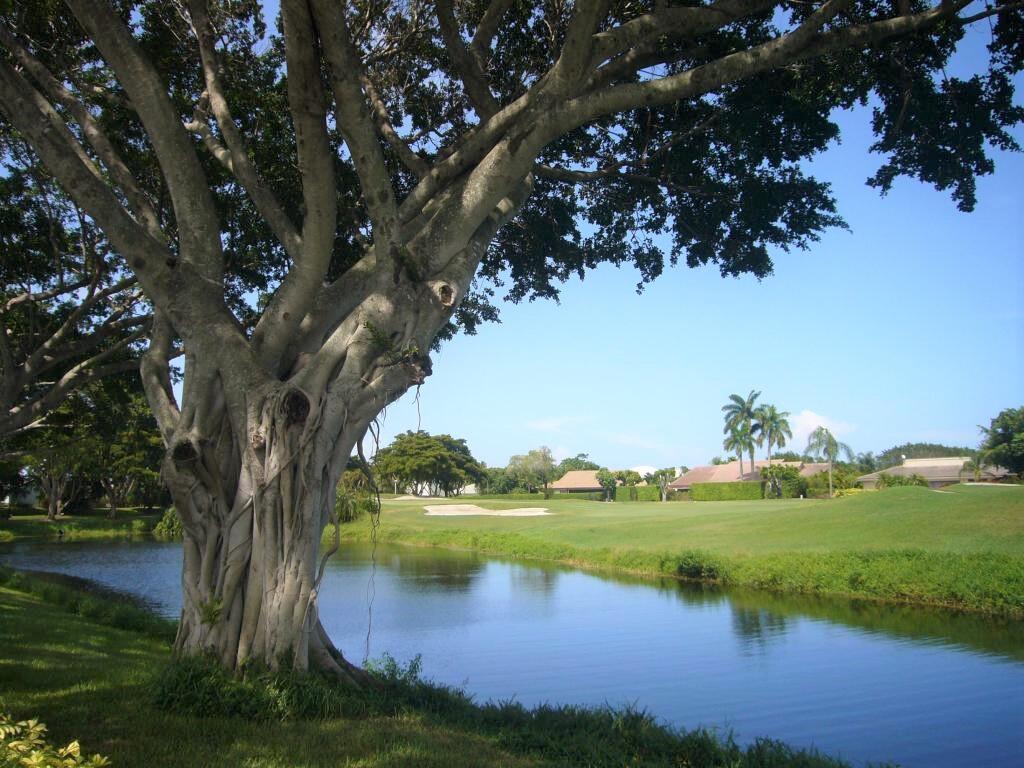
[789,410,856,452]
[552,445,572,462]
[606,432,665,451]
[525,415,586,432]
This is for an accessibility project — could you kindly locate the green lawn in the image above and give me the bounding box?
[0,509,162,542]
[366,485,1024,555]
[338,485,1024,615]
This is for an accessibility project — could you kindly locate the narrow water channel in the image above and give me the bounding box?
[2,539,1022,768]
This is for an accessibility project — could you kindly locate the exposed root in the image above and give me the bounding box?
[311,620,379,690]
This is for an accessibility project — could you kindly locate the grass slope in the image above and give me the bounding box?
[338,485,1024,615]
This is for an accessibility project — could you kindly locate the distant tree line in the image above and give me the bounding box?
[1,375,168,519]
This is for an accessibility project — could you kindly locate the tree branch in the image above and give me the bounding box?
[250,0,339,370]
[66,0,223,283]
[553,0,905,131]
[360,74,430,177]
[309,0,401,243]
[3,278,90,312]
[187,0,303,261]
[0,24,163,238]
[140,311,181,443]
[470,0,516,62]
[435,0,500,118]
[0,59,174,308]
[589,0,775,69]
[0,325,148,438]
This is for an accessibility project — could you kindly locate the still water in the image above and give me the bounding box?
[2,539,1022,768]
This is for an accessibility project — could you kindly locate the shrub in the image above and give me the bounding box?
[1,711,110,767]
[691,482,762,501]
[805,467,861,497]
[152,507,183,540]
[834,488,867,498]
[131,518,152,535]
[876,472,929,488]
[760,465,806,499]
[334,487,377,524]
[614,486,659,502]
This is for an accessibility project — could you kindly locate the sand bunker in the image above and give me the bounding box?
[423,504,550,517]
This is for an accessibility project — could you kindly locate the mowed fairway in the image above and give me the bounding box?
[340,485,1024,615]
[368,485,1024,556]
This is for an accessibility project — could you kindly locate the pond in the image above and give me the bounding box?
[2,539,1022,768]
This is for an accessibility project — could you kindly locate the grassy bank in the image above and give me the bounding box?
[0,573,872,768]
[336,485,1024,616]
[0,509,162,542]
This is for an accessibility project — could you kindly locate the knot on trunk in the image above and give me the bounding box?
[430,281,456,308]
[171,440,199,466]
[282,388,311,427]
[404,353,432,385]
[251,427,266,452]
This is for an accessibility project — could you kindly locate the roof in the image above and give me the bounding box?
[857,457,1009,484]
[668,460,830,490]
[550,470,603,491]
[903,457,972,468]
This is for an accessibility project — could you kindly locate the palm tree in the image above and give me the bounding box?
[805,426,854,498]
[723,424,755,479]
[722,390,760,476]
[755,404,793,465]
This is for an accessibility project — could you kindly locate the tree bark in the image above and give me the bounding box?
[163,383,385,681]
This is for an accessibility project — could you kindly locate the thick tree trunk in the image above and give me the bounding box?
[163,385,378,685]
[41,474,66,521]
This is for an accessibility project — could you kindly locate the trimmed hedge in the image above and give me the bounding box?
[615,485,661,502]
[691,481,763,501]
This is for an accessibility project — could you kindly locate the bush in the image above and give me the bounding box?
[691,482,763,501]
[876,472,929,488]
[0,711,110,767]
[334,488,377,524]
[834,488,867,498]
[152,507,183,540]
[804,467,861,497]
[614,485,661,502]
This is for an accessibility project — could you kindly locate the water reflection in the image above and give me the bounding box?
[731,606,789,655]
[509,563,559,596]
[356,546,487,592]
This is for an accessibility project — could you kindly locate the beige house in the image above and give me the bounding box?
[668,460,830,491]
[550,470,604,492]
[857,457,1009,489]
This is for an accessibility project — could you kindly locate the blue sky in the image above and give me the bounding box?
[371,30,1023,471]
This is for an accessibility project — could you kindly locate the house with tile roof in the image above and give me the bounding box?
[857,457,1009,489]
[667,460,830,491]
[549,469,604,492]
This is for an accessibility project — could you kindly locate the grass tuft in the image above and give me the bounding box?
[151,653,876,767]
